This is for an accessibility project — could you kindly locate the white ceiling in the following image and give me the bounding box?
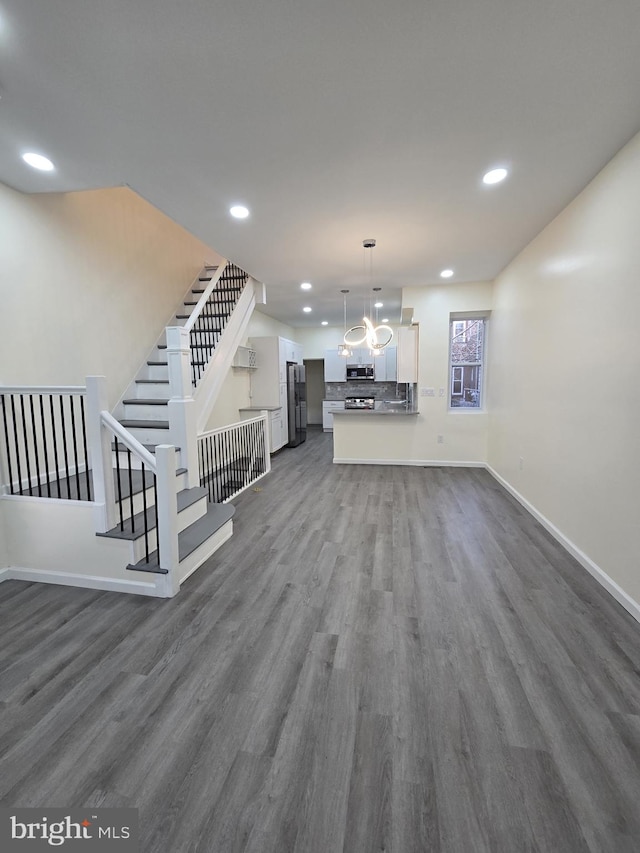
[1,0,640,327]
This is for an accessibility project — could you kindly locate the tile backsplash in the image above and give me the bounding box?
[325,381,401,400]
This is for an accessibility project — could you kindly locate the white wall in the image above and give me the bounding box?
[406,281,493,463]
[488,131,640,610]
[0,183,222,407]
[248,308,297,341]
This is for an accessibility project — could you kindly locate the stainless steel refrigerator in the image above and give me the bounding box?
[287,363,307,447]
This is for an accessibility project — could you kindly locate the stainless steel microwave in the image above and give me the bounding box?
[346,364,374,380]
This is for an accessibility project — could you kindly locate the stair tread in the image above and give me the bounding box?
[147,360,168,366]
[122,398,169,405]
[126,501,235,572]
[119,419,170,429]
[98,486,208,541]
[135,378,169,384]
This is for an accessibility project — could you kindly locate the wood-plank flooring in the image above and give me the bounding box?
[1,428,639,852]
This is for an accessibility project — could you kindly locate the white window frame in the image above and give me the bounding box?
[448,315,487,412]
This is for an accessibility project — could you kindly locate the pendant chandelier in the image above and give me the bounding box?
[342,239,393,354]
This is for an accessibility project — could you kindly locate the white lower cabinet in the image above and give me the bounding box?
[270,408,287,452]
[322,400,345,431]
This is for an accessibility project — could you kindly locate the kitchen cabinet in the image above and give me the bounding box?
[269,408,287,452]
[374,346,397,382]
[322,400,345,431]
[324,349,346,382]
[348,347,372,365]
[397,327,418,383]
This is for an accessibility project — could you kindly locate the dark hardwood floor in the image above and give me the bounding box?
[1,428,639,852]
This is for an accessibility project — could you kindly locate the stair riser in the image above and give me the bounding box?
[176,494,208,531]
[145,364,170,381]
[124,425,171,445]
[122,402,169,421]
[134,382,171,400]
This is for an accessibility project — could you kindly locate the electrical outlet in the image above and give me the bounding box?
[425,387,435,396]
[420,387,429,397]
[437,434,444,444]
[439,387,445,397]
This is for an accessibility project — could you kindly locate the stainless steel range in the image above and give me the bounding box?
[344,396,375,410]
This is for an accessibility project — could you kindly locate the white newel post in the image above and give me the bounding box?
[166,326,199,488]
[85,376,117,533]
[155,444,180,597]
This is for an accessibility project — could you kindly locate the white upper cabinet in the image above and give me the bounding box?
[374,346,396,381]
[397,327,418,383]
[324,349,346,382]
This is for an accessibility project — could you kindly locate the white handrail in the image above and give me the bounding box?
[183,262,228,332]
[198,412,266,440]
[0,385,86,395]
[100,410,157,470]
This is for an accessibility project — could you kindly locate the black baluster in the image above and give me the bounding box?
[127,448,134,533]
[59,396,71,499]
[80,396,91,501]
[28,395,42,497]
[49,395,61,498]
[39,395,52,498]
[115,437,124,531]
[142,462,150,562]
[1,395,16,495]
[19,395,33,495]
[69,395,81,499]
[10,396,24,495]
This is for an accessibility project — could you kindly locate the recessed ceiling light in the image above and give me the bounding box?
[229,205,249,219]
[300,282,312,290]
[303,306,312,313]
[382,318,389,324]
[374,301,383,308]
[22,152,55,172]
[321,321,328,326]
[440,269,454,278]
[482,167,508,185]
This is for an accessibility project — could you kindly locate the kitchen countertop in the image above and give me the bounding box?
[239,405,282,412]
[333,403,419,416]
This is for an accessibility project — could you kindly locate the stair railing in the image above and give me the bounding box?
[197,413,270,503]
[183,262,250,385]
[0,384,92,501]
[165,261,252,487]
[86,376,180,596]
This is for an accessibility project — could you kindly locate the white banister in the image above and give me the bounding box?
[100,410,157,470]
[165,326,199,488]
[0,385,86,395]
[155,444,180,597]
[85,376,117,532]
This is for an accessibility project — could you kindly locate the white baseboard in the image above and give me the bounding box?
[333,457,486,467]
[486,465,640,625]
[0,566,163,597]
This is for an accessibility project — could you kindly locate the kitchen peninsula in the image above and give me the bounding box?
[331,397,420,464]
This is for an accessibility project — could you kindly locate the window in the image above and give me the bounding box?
[449,317,485,408]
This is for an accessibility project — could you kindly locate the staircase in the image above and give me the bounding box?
[0,260,268,598]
